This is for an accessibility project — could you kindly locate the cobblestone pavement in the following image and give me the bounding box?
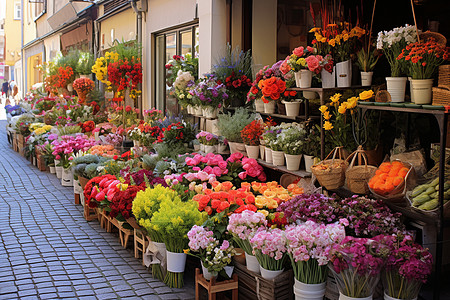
[0,120,195,300]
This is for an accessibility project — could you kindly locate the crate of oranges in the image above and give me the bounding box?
[368,160,414,202]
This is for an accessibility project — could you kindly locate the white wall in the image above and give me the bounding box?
[252,0,277,67]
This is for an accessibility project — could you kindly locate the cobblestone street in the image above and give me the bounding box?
[0,120,195,300]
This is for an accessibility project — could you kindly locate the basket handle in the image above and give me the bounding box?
[324,146,345,162]
[347,145,369,170]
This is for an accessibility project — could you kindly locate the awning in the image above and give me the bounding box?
[60,21,92,50]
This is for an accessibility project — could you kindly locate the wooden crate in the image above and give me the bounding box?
[109,216,133,249]
[134,228,149,264]
[17,134,25,156]
[35,147,46,172]
[195,268,238,300]
[12,133,18,152]
[234,261,293,300]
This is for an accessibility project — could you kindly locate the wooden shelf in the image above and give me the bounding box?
[257,159,311,178]
[358,103,449,115]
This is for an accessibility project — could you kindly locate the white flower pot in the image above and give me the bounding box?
[166,251,186,273]
[194,106,203,116]
[204,145,217,154]
[245,145,260,159]
[67,83,74,92]
[80,192,85,206]
[304,155,315,173]
[200,144,205,152]
[49,166,56,174]
[245,254,260,274]
[260,266,284,280]
[294,71,302,88]
[321,67,336,88]
[203,107,218,118]
[294,279,326,300]
[361,72,373,86]
[272,150,285,166]
[386,77,407,103]
[255,98,265,112]
[282,101,301,117]
[94,131,100,141]
[265,147,273,164]
[61,168,73,187]
[194,144,200,151]
[259,145,265,160]
[264,101,276,114]
[299,69,313,88]
[339,292,372,300]
[55,166,63,179]
[229,142,246,155]
[33,157,36,166]
[201,261,217,281]
[285,153,302,171]
[217,143,228,154]
[384,293,417,300]
[336,60,352,87]
[224,266,234,278]
[410,79,433,105]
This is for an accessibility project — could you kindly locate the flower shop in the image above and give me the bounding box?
[5,0,450,299]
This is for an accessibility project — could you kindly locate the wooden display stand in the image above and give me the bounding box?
[83,204,98,221]
[109,217,133,249]
[134,228,149,264]
[74,193,80,205]
[195,268,238,300]
[17,134,25,156]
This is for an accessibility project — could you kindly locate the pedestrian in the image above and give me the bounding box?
[1,80,9,104]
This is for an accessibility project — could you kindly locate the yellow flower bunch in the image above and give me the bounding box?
[130,89,142,100]
[34,125,52,135]
[359,90,374,101]
[29,122,46,132]
[91,51,119,86]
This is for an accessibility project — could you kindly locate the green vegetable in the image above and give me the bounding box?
[418,199,438,210]
[411,185,428,197]
[424,186,436,195]
[429,177,439,187]
[412,194,431,206]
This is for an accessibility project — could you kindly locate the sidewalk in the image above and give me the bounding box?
[0,120,195,300]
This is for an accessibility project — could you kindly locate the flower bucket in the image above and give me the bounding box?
[255,98,265,112]
[61,168,73,187]
[79,74,90,79]
[303,91,318,100]
[229,142,246,155]
[361,72,373,86]
[67,83,74,92]
[166,251,186,273]
[203,107,218,118]
[285,153,302,171]
[294,279,326,300]
[304,155,315,173]
[272,150,285,166]
[201,261,218,281]
[384,293,417,300]
[300,69,313,88]
[260,266,284,280]
[294,71,302,87]
[194,106,203,116]
[217,143,228,154]
[339,293,373,300]
[265,147,273,164]
[259,145,265,160]
[204,145,217,154]
[245,145,260,159]
[49,166,56,174]
[264,101,276,114]
[336,60,352,87]
[104,90,114,99]
[55,166,63,179]
[282,101,301,117]
[321,67,336,88]
[386,77,407,102]
[410,79,433,104]
[245,254,260,274]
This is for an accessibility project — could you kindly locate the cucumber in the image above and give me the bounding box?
[412,194,431,206]
[412,185,428,197]
[424,186,436,195]
[418,199,439,210]
[429,177,439,187]
[430,191,439,199]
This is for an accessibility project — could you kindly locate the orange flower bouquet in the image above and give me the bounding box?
[258,77,286,104]
[73,77,95,103]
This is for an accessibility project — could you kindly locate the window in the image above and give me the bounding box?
[154,25,199,113]
[14,2,21,20]
[30,0,46,18]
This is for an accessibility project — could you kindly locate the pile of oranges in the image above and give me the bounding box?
[368,161,410,196]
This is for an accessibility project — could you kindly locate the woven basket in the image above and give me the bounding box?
[420,31,447,46]
[346,147,377,194]
[432,86,450,106]
[438,65,450,88]
[311,147,348,190]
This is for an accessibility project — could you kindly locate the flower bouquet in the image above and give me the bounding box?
[241,120,264,159]
[196,131,219,153]
[191,76,228,116]
[382,234,432,300]
[149,196,205,288]
[187,225,236,280]
[143,108,163,124]
[250,227,287,279]
[73,77,95,104]
[259,77,287,108]
[165,53,198,87]
[173,70,196,109]
[285,221,345,299]
[278,124,307,170]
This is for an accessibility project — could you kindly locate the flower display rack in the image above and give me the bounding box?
[83,204,98,221]
[257,159,311,178]
[233,260,293,300]
[134,228,149,264]
[109,217,133,249]
[195,268,238,300]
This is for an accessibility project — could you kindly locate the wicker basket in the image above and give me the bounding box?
[311,147,348,190]
[438,65,450,89]
[432,86,450,106]
[420,31,447,46]
[345,147,377,194]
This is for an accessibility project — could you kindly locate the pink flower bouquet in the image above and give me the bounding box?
[285,221,346,284]
[227,210,267,255]
[250,228,287,271]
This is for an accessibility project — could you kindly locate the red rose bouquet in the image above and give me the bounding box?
[258,77,286,103]
[73,77,95,103]
[81,120,95,133]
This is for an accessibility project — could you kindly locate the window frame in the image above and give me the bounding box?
[32,0,47,22]
[153,23,198,113]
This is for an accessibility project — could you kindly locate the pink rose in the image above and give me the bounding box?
[238,172,247,180]
[192,166,201,172]
[218,161,228,169]
[203,166,213,174]
[212,166,223,177]
[258,173,266,182]
[293,46,304,57]
[247,167,259,178]
[305,55,321,73]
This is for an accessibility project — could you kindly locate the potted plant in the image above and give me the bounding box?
[76,52,95,77]
[397,38,449,104]
[261,127,277,164]
[259,77,286,113]
[241,120,264,159]
[72,77,95,104]
[196,131,219,153]
[319,54,335,88]
[279,124,307,171]
[377,25,418,102]
[356,48,380,86]
[286,46,316,88]
[281,90,302,117]
[191,76,228,118]
[303,124,321,172]
[217,108,255,155]
[285,221,346,300]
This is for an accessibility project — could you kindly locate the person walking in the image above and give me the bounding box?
[1,80,9,104]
